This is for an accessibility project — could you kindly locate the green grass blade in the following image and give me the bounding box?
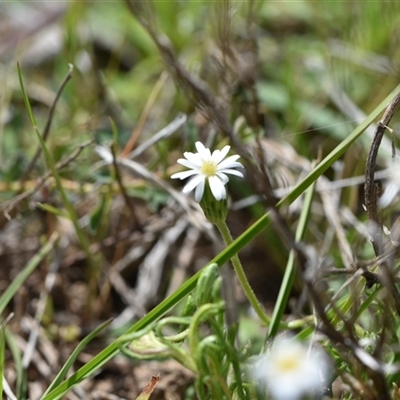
[0,321,5,399]
[40,84,400,400]
[5,328,26,400]
[267,180,316,340]
[278,90,396,208]
[17,62,38,129]
[36,203,70,218]
[0,233,58,316]
[42,319,113,398]
[355,286,380,321]
[17,65,99,279]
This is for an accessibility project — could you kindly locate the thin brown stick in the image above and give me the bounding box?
[110,137,141,231]
[364,93,400,255]
[364,92,400,317]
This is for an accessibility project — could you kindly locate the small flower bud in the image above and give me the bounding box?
[199,183,228,224]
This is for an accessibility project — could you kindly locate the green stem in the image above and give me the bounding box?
[215,220,270,325]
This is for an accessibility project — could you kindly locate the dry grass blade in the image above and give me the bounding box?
[134,217,188,311]
[320,184,355,269]
[135,375,159,400]
[328,84,394,158]
[21,254,61,370]
[128,113,187,160]
[2,378,17,400]
[166,226,200,296]
[121,71,169,158]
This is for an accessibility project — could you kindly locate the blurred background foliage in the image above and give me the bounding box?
[2,1,400,164]
[2,1,400,397]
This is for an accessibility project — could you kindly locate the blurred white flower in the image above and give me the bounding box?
[251,336,330,400]
[379,159,400,208]
[171,141,244,202]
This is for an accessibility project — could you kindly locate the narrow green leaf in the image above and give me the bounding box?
[41,319,113,398]
[36,203,69,219]
[0,233,57,315]
[109,117,119,154]
[89,195,106,233]
[0,321,5,399]
[267,180,316,340]
[5,328,26,400]
[17,62,38,129]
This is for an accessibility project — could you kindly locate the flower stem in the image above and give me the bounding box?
[215,220,270,325]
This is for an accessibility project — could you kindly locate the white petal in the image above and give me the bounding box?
[379,182,398,207]
[216,173,229,184]
[222,154,240,162]
[211,149,221,163]
[182,152,202,166]
[209,175,226,200]
[217,162,243,172]
[195,141,211,160]
[195,141,206,153]
[177,158,201,170]
[183,174,204,194]
[219,168,244,178]
[217,156,242,170]
[194,178,205,202]
[213,145,230,164]
[182,151,194,158]
[253,337,329,400]
[171,170,199,180]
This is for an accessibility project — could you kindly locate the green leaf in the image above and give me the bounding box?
[0,234,57,316]
[5,328,26,399]
[41,319,113,398]
[36,203,69,219]
[267,180,316,340]
[0,321,5,399]
[89,195,106,233]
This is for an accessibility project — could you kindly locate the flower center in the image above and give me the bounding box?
[276,354,301,372]
[201,160,218,177]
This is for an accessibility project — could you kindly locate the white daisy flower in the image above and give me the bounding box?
[251,336,330,400]
[171,141,244,202]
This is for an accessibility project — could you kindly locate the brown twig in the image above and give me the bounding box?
[364,93,400,255]
[110,136,141,230]
[364,92,400,316]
